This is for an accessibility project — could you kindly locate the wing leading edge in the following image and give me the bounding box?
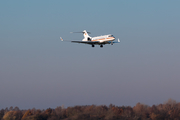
[71,41,100,45]
[71,40,120,45]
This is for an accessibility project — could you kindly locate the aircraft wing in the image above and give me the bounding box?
[106,39,120,44]
[70,40,120,45]
[72,38,120,45]
[60,37,99,44]
[113,38,120,43]
[71,41,100,45]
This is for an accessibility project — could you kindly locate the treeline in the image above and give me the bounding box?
[1,99,180,120]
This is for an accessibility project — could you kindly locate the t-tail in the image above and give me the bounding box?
[82,30,92,41]
[82,30,90,38]
[70,30,91,41]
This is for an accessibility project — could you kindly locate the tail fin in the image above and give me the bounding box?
[70,30,91,41]
[83,30,90,39]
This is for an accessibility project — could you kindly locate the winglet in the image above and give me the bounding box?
[60,37,63,41]
[118,38,120,42]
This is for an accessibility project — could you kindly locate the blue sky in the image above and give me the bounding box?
[1,0,180,109]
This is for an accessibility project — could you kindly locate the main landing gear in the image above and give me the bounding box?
[91,44,103,48]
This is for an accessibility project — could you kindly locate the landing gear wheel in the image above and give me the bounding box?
[100,45,103,48]
[92,45,95,47]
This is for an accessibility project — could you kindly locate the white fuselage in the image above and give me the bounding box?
[82,34,115,43]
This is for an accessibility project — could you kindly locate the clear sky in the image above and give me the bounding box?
[1,0,180,109]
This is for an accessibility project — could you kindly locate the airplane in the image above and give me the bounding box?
[60,30,120,48]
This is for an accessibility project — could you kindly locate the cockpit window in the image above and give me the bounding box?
[109,35,114,37]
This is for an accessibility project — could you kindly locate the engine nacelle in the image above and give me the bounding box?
[87,37,91,41]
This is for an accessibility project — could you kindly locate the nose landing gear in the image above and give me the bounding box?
[92,44,95,47]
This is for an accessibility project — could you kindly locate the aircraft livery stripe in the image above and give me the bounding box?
[92,37,114,41]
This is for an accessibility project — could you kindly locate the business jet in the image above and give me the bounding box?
[60,30,120,48]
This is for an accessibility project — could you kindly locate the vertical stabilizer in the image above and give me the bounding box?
[70,30,91,41]
[83,30,91,41]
